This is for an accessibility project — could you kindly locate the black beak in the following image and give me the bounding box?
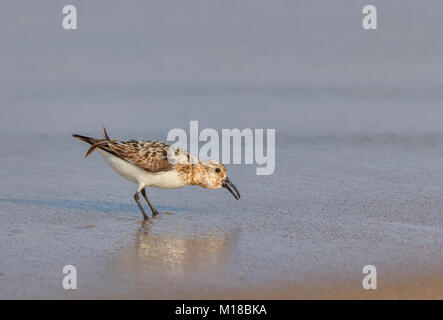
[222,177,241,200]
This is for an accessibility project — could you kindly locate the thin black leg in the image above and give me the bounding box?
[134,192,149,220]
[141,188,159,216]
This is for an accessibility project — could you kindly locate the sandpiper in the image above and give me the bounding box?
[72,127,240,220]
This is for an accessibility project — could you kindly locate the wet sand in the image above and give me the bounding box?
[209,274,443,300]
[1,1,443,299]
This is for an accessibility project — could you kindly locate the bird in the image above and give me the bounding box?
[72,127,240,220]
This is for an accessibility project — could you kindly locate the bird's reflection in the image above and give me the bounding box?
[118,218,233,277]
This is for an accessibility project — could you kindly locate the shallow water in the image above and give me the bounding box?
[1,1,443,298]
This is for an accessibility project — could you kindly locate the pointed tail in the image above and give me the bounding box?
[72,127,112,158]
[72,133,95,145]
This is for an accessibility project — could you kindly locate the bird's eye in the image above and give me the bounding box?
[215,168,221,173]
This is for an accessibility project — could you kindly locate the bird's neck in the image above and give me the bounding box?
[176,162,207,186]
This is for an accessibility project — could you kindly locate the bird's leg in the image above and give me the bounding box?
[133,192,149,220]
[141,188,159,217]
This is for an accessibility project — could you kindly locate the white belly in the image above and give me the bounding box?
[98,150,186,190]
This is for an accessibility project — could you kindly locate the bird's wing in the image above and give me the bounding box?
[107,140,196,173]
[75,127,197,173]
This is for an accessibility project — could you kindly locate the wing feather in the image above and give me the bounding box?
[74,128,197,173]
[107,140,194,173]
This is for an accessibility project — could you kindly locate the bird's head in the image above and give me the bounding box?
[198,160,241,200]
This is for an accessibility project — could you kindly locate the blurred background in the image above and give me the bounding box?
[1,1,443,298]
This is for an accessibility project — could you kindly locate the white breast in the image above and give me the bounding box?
[98,150,187,190]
